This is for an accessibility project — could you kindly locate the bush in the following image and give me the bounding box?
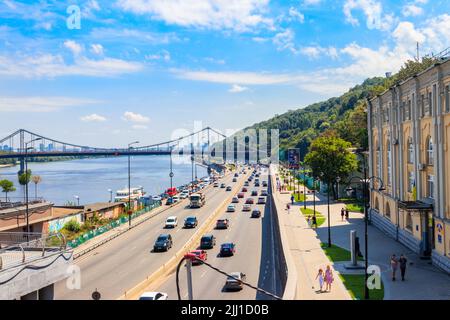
[63,219,81,233]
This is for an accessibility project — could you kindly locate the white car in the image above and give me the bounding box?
[179,192,189,199]
[139,292,168,300]
[227,204,236,212]
[165,216,178,228]
[152,195,162,201]
[172,196,179,203]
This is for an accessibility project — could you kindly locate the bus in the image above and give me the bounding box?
[190,193,205,208]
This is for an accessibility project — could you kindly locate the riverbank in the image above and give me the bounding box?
[0,164,15,168]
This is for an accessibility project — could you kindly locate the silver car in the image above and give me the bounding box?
[224,272,246,291]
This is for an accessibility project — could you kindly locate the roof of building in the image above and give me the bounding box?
[398,201,433,211]
[84,202,125,212]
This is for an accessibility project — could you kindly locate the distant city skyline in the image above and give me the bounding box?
[1,0,449,147]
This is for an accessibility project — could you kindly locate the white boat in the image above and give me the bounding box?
[114,186,146,202]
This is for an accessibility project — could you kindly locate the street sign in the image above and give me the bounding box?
[92,290,101,300]
[169,172,174,178]
[287,148,300,169]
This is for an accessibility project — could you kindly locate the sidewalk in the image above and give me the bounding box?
[309,191,450,300]
[272,166,351,300]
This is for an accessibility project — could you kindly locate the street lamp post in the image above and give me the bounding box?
[128,141,139,227]
[24,138,42,238]
[108,189,113,203]
[303,165,307,209]
[74,195,80,206]
[327,180,331,247]
[345,171,385,300]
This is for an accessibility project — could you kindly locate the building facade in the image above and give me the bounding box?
[368,58,450,274]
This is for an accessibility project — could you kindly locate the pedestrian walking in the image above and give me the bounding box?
[399,254,408,281]
[307,216,312,228]
[315,268,324,292]
[312,215,317,228]
[340,208,345,221]
[286,203,291,214]
[345,208,349,220]
[390,254,399,281]
[324,265,334,292]
[291,195,295,204]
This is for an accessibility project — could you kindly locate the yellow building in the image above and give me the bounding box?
[368,57,450,274]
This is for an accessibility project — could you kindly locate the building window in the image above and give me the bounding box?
[446,85,450,113]
[385,202,391,218]
[432,84,437,116]
[408,171,415,193]
[374,198,379,211]
[426,91,432,116]
[407,137,414,164]
[427,175,434,199]
[426,136,434,166]
[387,140,392,186]
[405,212,413,231]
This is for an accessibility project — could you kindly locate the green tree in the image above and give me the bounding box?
[31,175,42,199]
[0,179,16,201]
[18,169,32,202]
[304,135,357,199]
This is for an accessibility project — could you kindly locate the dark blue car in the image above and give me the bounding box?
[220,243,236,257]
[184,216,198,228]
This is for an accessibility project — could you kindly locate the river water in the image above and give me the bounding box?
[0,155,207,205]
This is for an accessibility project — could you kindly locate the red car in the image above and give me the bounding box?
[241,187,248,192]
[245,198,254,204]
[237,192,245,198]
[190,250,207,265]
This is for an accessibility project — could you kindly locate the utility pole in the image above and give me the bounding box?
[24,137,42,240]
[186,258,194,300]
[128,141,139,227]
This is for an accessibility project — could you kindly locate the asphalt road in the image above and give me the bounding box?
[54,168,247,300]
[154,167,282,300]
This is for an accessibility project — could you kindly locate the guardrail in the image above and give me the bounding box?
[0,232,66,271]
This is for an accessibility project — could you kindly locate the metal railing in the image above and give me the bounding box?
[0,232,66,271]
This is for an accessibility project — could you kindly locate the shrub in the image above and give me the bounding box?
[63,219,81,233]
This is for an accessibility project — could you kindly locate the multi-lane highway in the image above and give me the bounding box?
[152,167,283,300]
[55,168,248,300]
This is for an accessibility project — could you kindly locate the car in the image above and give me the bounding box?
[220,183,226,188]
[153,234,173,252]
[245,198,254,204]
[255,173,260,177]
[241,187,248,192]
[248,176,253,182]
[234,173,239,177]
[262,181,268,187]
[244,181,249,187]
[237,192,245,198]
[220,243,236,256]
[231,196,239,203]
[251,190,258,196]
[251,209,261,218]
[139,292,169,300]
[226,186,232,191]
[216,219,230,229]
[165,197,175,205]
[224,272,246,291]
[152,195,162,201]
[190,249,207,265]
[165,216,178,228]
[232,177,237,182]
[213,182,219,187]
[260,190,268,197]
[184,216,198,228]
[200,234,216,249]
[227,204,236,212]
[254,182,260,187]
[257,197,266,204]
[179,192,189,199]
[172,195,179,203]
[243,204,252,211]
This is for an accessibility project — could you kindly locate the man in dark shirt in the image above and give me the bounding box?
[399,254,408,281]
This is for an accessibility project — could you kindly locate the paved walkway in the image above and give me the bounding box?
[272,165,351,300]
[276,166,450,300]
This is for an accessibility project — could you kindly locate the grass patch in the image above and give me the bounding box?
[320,243,363,262]
[300,207,325,227]
[346,203,364,213]
[339,274,384,300]
[292,192,306,202]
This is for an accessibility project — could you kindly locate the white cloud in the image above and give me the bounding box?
[64,40,83,55]
[132,124,148,130]
[145,50,171,61]
[303,0,321,5]
[273,28,298,54]
[288,7,305,23]
[123,111,150,123]
[0,53,144,78]
[229,84,249,93]
[116,0,273,32]
[90,44,104,55]
[204,57,226,65]
[343,0,395,31]
[80,113,107,122]
[403,4,423,17]
[0,96,99,112]
[300,46,339,59]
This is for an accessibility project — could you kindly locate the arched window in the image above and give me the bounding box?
[426,136,434,166]
[385,202,391,217]
[407,137,414,164]
[374,198,379,211]
[405,212,413,231]
[387,139,392,186]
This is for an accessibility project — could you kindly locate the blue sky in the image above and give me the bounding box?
[0,0,449,147]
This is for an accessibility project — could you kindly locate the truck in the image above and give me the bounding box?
[190,193,205,208]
